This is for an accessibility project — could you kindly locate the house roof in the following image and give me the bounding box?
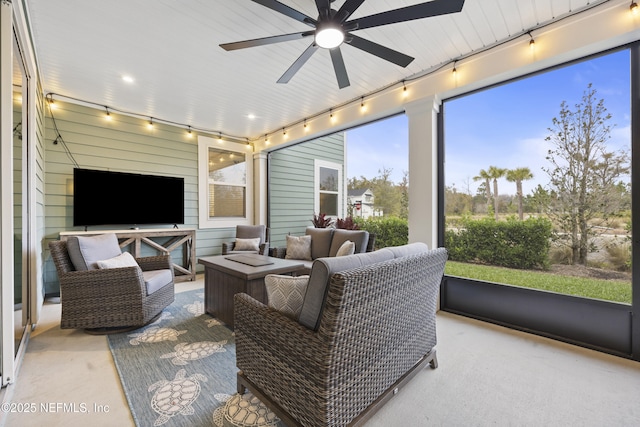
[25,0,609,141]
[348,188,371,197]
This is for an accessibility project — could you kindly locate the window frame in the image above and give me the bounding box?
[314,159,343,218]
[198,135,253,228]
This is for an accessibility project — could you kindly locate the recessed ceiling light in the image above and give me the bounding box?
[122,75,135,83]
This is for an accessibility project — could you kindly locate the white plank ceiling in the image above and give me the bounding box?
[25,0,607,139]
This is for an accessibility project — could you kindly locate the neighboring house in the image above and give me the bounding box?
[347,188,382,219]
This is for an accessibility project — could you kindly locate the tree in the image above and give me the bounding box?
[398,170,409,219]
[488,166,507,220]
[506,167,534,220]
[544,83,629,265]
[348,167,402,217]
[473,169,492,206]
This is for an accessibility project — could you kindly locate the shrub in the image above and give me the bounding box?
[335,216,359,230]
[605,242,631,272]
[354,216,408,249]
[311,213,334,228]
[445,216,552,269]
[549,245,573,265]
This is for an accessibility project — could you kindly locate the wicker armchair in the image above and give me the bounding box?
[234,247,448,427]
[222,225,270,255]
[49,239,175,332]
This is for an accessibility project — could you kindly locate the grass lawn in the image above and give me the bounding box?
[444,261,632,304]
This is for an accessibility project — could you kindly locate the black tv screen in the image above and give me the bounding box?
[73,168,185,227]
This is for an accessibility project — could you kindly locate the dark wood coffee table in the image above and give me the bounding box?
[198,254,305,328]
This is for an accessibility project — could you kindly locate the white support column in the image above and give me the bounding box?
[405,96,440,249]
[253,152,268,226]
[0,0,16,386]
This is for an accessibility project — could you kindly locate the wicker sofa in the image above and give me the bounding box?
[272,227,374,273]
[234,243,447,427]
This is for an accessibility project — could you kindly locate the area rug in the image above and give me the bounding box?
[107,289,284,427]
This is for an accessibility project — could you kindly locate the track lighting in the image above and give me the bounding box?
[632,2,638,14]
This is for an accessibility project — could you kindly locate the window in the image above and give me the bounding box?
[198,136,252,228]
[315,160,342,217]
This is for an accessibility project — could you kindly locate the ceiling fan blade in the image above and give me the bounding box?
[348,0,465,31]
[251,0,316,27]
[220,31,313,51]
[347,34,414,67]
[330,48,350,89]
[315,0,332,19]
[335,0,366,23]
[277,43,319,84]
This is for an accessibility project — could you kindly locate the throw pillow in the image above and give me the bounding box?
[235,237,261,251]
[284,235,312,260]
[96,251,139,269]
[336,240,355,257]
[265,274,310,320]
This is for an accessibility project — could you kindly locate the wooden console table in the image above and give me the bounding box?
[60,228,196,282]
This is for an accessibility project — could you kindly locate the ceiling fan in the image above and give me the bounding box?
[220,0,465,89]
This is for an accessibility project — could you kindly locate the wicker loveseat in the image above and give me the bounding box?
[234,243,447,427]
[272,228,375,274]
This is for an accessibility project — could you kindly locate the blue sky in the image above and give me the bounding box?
[346,48,631,196]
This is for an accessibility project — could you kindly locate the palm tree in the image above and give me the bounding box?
[488,166,507,220]
[473,169,492,208]
[506,167,534,220]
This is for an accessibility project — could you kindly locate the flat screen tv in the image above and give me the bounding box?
[73,168,185,227]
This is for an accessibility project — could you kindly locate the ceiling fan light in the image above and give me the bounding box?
[315,26,344,49]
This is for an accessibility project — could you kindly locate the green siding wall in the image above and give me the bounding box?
[42,101,234,294]
[269,133,345,249]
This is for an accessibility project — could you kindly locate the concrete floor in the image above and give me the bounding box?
[2,275,640,427]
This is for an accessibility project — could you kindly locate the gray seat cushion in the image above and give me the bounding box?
[143,269,173,295]
[328,229,369,257]
[298,249,395,330]
[305,228,333,259]
[66,233,122,271]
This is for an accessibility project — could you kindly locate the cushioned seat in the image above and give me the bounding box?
[49,233,175,332]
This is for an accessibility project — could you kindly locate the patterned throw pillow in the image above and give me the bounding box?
[235,237,261,251]
[96,252,139,269]
[284,235,312,260]
[336,240,355,257]
[265,274,310,320]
